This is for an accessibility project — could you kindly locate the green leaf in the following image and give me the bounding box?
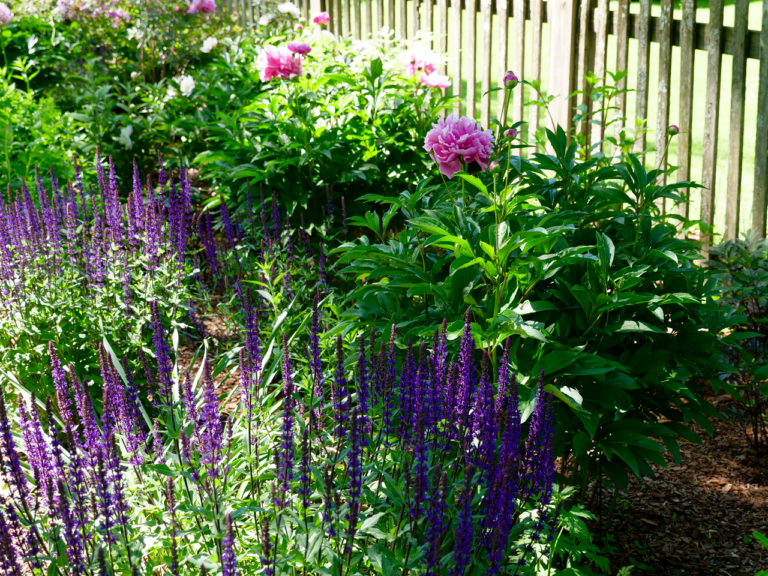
[456,172,488,195]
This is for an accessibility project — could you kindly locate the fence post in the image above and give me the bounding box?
[546,0,577,133]
[675,0,695,224]
[753,0,768,237]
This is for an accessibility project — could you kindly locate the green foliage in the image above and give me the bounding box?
[335,125,734,492]
[710,230,768,454]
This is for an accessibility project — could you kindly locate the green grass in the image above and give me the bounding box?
[356,0,762,238]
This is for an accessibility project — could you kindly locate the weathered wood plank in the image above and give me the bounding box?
[633,0,651,155]
[412,0,420,38]
[724,0,749,240]
[438,0,448,75]
[481,0,493,127]
[529,0,542,147]
[700,0,724,248]
[592,0,609,152]
[452,0,463,115]
[364,0,372,37]
[655,0,673,193]
[675,0,695,223]
[513,0,525,135]
[399,0,407,37]
[466,0,477,118]
[614,0,629,140]
[354,0,362,38]
[496,0,509,120]
[752,0,768,236]
[546,0,577,133]
[343,0,350,35]
[576,0,593,150]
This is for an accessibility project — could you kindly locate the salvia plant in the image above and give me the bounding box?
[0,300,603,575]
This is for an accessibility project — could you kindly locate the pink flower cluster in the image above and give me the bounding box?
[397,46,440,77]
[423,114,495,179]
[256,45,303,82]
[0,2,12,26]
[420,71,450,89]
[188,0,216,14]
[313,11,330,24]
[287,41,311,55]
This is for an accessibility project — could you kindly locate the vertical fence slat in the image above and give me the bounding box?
[452,0,463,115]
[426,0,433,42]
[676,0,695,224]
[546,0,577,132]
[700,0,724,248]
[466,0,477,118]
[655,0,673,194]
[530,0,543,147]
[592,0,609,151]
[576,0,592,149]
[724,0,749,240]
[614,0,629,140]
[412,0,420,38]
[302,0,309,24]
[496,0,509,120]
[389,0,395,36]
[634,0,651,154]
[377,0,384,35]
[481,0,493,127]
[751,0,768,236]
[399,0,407,38]
[513,0,526,131]
[365,0,372,37]
[354,0,362,38]
[343,0,351,36]
[438,0,448,76]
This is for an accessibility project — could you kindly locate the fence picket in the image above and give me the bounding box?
[389,0,395,36]
[354,0,362,38]
[377,0,383,34]
[724,0,749,241]
[467,0,478,118]
[752,0,768,236]
[413,0,420,38]
[530,0,543,149]
[481,0,493,127]
[365,0,372,37]
[614,0,629,140]
[344,0,351,35]
[452,0,463,115]
[676,0,695,222]
[592,0,608,152]
[655,0,673,194]
[700,0,724,247]
[399,0,406,37]
[438,0,448,76]
[576,0,592,150]
[496,0,509,120]
[426,0,433,42]
[513,0,526,137]
[546,0,577,132]
[634,0,651,155]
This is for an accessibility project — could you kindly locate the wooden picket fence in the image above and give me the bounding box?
[230,0,768,243]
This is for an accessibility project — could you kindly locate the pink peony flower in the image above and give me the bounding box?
[256,45,303,82]
[420,71,451,89]
[423,113,495,179]
[188,0,216,14]
[503,71,519,89]
[0,2,13,26]
[312,11,330,24]
[287,41,311,55]
[397,46,440,77]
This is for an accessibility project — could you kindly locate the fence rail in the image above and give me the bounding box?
[233,0,768,245]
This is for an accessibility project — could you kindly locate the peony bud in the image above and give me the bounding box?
[489,161,501,174]
[503,71,519,90]
[506,128,517,139]
[667,124,680,136]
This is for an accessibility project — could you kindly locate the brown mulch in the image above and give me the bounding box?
[588,393,768,575]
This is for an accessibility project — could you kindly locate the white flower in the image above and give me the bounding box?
[130,71,139,79]
[179,75,195,97]
[258,12,273,25]
[277,1,300,17]
[117,125,133,150]
[201,36,218,53]
[166,85,178,100]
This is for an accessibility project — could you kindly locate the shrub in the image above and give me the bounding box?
[710,230,768,454]
[335,120,734,492]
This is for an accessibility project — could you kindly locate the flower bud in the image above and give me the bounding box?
[503,71,519,90]
[667,124,680,136]
[506,128,517,139]
[489,161,501,174]
[295,23,303,31]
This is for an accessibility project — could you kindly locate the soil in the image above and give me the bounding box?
[589,393,768,576]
